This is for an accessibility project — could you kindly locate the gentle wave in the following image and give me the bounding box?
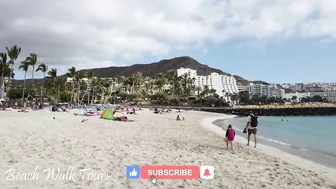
[214,119,336,161]
[214,119,310,151]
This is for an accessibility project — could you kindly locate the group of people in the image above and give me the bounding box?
[224,111,258,149]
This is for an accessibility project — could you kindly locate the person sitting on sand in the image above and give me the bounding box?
[176,115,181,121]
[18,108,29,113]
[224,124,235,149]
[113,116,134,122]
[84,111,98,116]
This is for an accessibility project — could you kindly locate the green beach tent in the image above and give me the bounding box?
[100,108,114,120]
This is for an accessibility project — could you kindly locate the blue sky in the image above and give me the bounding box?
[2,0,336,84]
[12,36,336,83]
[122,37,336,83]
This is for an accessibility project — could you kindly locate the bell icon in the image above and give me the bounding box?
[203,168,211,177]
[200,166,214,179]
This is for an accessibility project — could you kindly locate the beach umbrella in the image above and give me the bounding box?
[100,108,114,120]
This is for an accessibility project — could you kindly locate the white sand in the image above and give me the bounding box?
[0,109,335,189]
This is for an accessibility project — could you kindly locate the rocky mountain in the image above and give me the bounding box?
[81,56,228,77]
[79,56,250,83]
[12,56,253,84]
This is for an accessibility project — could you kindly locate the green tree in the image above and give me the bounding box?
[19,61,30,106]
[26,53,38,90]
[47,68,57,87]
[166,69,178,96]
[36,63,48,102]
[59,91,72,102]
[75,71,85,104]
[0,53,7,99]
[66,67,76,103]
[154,73,166,91]
[7,88,23,99]
[6,45,21,90]
[311,95,323,102]
[55,77,66,103]
[86,70,93,104]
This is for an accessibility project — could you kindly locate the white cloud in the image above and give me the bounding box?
[0,0,336,74]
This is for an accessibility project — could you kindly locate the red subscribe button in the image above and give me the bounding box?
[141,166,199,179]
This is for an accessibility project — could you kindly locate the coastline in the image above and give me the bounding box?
[200,113,336,181]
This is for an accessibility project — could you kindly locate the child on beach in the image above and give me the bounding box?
[224,124,235,149]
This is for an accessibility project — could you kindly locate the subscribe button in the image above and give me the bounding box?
[141,166,199,179]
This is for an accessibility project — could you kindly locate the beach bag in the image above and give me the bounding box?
[250,115,258,127]
[227,129,235,141]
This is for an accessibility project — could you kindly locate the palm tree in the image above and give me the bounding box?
[66,67,76,103]
[189,77,196,95]
[55,77,65,103]
[26,53,38,89]
[118,76,129,92]
[231,92,240,104]
[195,86,202,96]
[180,73,192,95]
[19,60,30,106]
[86,70,93,104]
[47,68,57,87]
[166,69,177,96]
[201,85,210,97]
[36,63,48,103]
[90,77,99,104]
[132,72,143,93]
[155,73,165,91]
[0,53,7,100]
[75,71,85,104]
[6,45,21,90]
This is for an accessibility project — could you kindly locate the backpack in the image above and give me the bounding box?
[227,129,235,141]
[250,115,258,127]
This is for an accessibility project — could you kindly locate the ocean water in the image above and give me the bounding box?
[213,116,336,168]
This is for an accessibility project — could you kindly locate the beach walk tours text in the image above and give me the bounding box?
[5,166,111,183]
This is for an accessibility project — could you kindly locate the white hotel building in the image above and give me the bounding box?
[284,92,311,101]
[310,91,336,102]
[176,67,239,101]
[248,84,285,99]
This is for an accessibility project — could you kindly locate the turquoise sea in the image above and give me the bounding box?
[213,116,336,168]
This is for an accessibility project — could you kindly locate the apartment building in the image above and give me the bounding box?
[310,91,336,102]
[284,92,311,100]
[248,84,285,99]
[176,68,239,101]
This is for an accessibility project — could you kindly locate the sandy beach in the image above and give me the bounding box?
[0,109,335,189]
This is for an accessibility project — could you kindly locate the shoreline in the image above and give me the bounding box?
[200,113,336,181]
[139,105,336,116]
[213,117,336,170]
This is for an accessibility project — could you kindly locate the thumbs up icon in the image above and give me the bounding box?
[126,166,140,179]
[130,169,137,176]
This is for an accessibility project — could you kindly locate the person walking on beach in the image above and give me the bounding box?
[225,124,235,149]
[246,111,258,148]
